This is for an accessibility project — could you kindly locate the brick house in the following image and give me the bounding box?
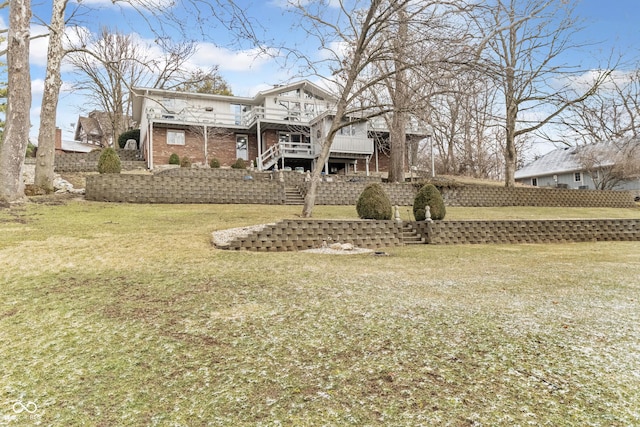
[74,110,135,148]
[131,80,426,174]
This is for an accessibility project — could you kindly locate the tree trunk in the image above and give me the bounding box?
[34,0,68,192]
[0,0,32,203]
[388,112,407,183]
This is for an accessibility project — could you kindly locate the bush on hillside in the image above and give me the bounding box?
[356,183,393,220]
[180,156,192,168]
[97,148,122,174]
[413,183,446,220]
[231,158,247,169]
[168,153,180,165]
[210,158,221,168]
[117,129,140,149]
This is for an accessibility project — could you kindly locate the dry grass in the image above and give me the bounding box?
[1,198,639,425]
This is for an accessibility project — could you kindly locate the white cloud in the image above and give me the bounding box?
[191,43,277,72]
[31,78,45,96]
[29,25,51,68]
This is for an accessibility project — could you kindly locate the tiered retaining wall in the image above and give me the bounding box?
[55,149,143,172]
[219,220,403,251]
[86,174,285,204]
[441,185,635,208]
[415,219,639,245]
[220,219,639,251]
[84,170,636,208]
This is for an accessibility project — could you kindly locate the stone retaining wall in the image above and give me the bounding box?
[415,219,639,245]
[441,185,635,208]
[84,172,636,208]
[86,174,285,204]
[55,149,143,172]
[220,219,639,251]
[220,219,403,251]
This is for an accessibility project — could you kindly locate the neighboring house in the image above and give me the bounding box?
[131,80,426,173]
[74,110,134,148]
[30,128,96,154]
[515,140,640,195]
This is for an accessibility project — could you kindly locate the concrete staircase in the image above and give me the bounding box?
[402,222,425,245]
[285,186,305,205]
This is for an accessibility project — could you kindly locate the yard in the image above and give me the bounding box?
[1,198,639,425]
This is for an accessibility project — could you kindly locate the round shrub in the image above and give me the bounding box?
[210,158,221,168]
[168,153,180,165]
[180,156,192,168]
[413,183,446,220]
[117,129,140,149]
[97,147,122,174]
[231,158,247,169]
[356,183,393,220]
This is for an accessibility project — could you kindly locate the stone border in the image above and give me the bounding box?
[216,219,639,251]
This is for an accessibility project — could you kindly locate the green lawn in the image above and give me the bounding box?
[1,199,639,425]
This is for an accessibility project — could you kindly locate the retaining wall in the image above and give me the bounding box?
[84,171,636,208]
[86,174,285,204]
[55,149,143,172]
[219,219,403,251]
[441,185,635,208]
[220,218,639,251]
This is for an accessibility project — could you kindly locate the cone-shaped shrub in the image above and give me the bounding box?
[180,156,192,168]
[97,148,121,174]
[231,158,247,169]
[356,183,393,220]
[168,153,180,165]
[210,158,221,168]
[413,183,446,220]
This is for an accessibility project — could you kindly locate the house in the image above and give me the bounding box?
[131,80,426,173]
[74,110,134,148]
[30,128,96,154]
[515,139,640,195]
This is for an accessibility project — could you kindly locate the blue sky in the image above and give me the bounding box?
[1,0,639,142]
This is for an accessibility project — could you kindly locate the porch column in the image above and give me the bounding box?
[257,120,263,171]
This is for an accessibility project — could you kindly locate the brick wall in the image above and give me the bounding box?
[219,219,403,251]
[220,218,640,251]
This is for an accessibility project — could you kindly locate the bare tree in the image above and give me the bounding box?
[474,0,611,187]
[0,0,31,203]
[576,138,640,190]
[33,0,68,192]
[553,70,640,145]
[280,0,470,216]
[66,27,207,146]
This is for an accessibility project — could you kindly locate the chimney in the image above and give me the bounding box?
[55,128,62,152]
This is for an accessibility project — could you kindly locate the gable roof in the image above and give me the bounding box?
[515,139,638,180]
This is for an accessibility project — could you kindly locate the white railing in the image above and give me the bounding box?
[258,142,314,170]
[317,135,374,154]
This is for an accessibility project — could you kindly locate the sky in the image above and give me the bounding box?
[1,0,639,145]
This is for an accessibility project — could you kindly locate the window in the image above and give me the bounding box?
[167,130,185,145]
[339,124,357,136]
[574,172,582,182]
[531,178,538,187]
[236,134,248,160]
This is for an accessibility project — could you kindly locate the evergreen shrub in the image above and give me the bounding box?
[97,148,122,174]
[356,183,393,220]
[117,129,140,149]
[168,153,180,165]
[231,158,247,169]
[180,156,192,168]
[413,183,446,220]
[210,158,221,168]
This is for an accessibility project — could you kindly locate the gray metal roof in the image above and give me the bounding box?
[515,138,637,179]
